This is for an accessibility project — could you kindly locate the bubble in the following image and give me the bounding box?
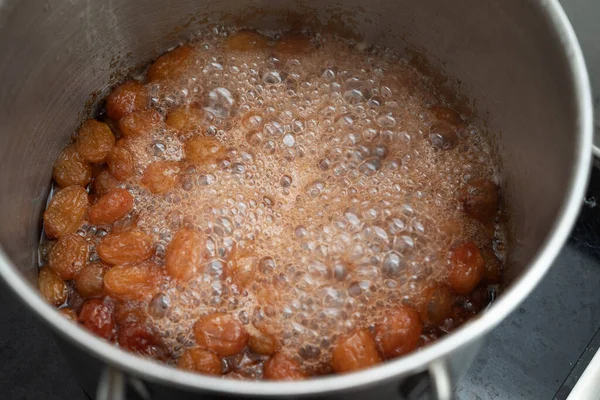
[226,307,247,327]
[263,71,282,85]
[331,261,349,281]
[206,259,225,277]
[381,252,405,277]
[149,293,171,319]
[347,282,362,297]
[283,134,296,147]
[264,140,276,154]
[197,174,216,185]
[376,114,396,128]
[344,133,361,146]
[259,257,276,274]
[367,96,382,107]
[167,306,183,323]
[387,217,405,234]
[294,225,308,238]
[395,235,415,252]
[299,344,321,359]
[264,122,284,137]
[291,120,305,133]
[343,89,363,104]
[151,140,167,156]
[322,68,336,80]
[380,86,393,98]
[204,87,235,118]
[280,175,292,187]
[373,144,388,159]
[336,114,354,127]
[306,181,325,198]
[429,123,458,150]
[243,114,263,130]
[245,130,264,146]
[232,163,245,175]
[358,158,382,176]
[214,217,233,236]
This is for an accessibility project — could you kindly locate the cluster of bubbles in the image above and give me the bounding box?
[104,27,502,368]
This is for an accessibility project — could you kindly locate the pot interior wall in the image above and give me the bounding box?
[0,0,580,290]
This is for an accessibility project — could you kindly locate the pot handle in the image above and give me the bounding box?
[96,366,151,400]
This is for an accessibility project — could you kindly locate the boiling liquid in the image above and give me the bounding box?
[83,29,503,373]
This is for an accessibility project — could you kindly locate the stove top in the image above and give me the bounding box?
[1,1,600,399]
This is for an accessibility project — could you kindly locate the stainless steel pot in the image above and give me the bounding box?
[0,0,592,399]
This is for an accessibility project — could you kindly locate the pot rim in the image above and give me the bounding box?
[0,0,593,396]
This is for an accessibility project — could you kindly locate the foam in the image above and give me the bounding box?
[101,28,504,369]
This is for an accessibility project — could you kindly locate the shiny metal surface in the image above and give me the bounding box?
[566,348,600,400]
[559,0,600,158]
[0,0,592,398]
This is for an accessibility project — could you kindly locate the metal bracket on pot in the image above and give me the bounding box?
[97,366,151,400]
[398,359,454,400]
[96,361,454,400]
[429,360,454,400]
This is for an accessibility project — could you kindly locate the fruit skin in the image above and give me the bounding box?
[226,253,257,288]
[248,327,278,356]
[97,230,154,265]
[38,266,68,306]
[274,34,312,55]
[103,262,164,301]
[166,106,205,134]
[429,105,463,126]
[76,119,115,163]
[418,285,454,327]
[374,305,423,358]
[331,329,382,373]
[225,30,269,51]
[263,353,306,380]
[118,323,167,360]
[52,144,92,188]
[165,228,205,281]
[147,45,195,82]
[184,136,226,167]
[92,169,119,196]
[119,110,163,137]
[88,188,134,225]
[141,161,181,194]
[106,147,134,181]
[193,313,249,356]
[106,80,149,121]
[58,307,78,322]
[459,179,500,224]
[177,348,223,375]
[78,298,117,341]
[75,262,110,298]
[449,241,485,295]
[43,186,89,239]
[48,233,89,280]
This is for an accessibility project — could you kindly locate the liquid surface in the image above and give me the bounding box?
[38,28,505,379]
